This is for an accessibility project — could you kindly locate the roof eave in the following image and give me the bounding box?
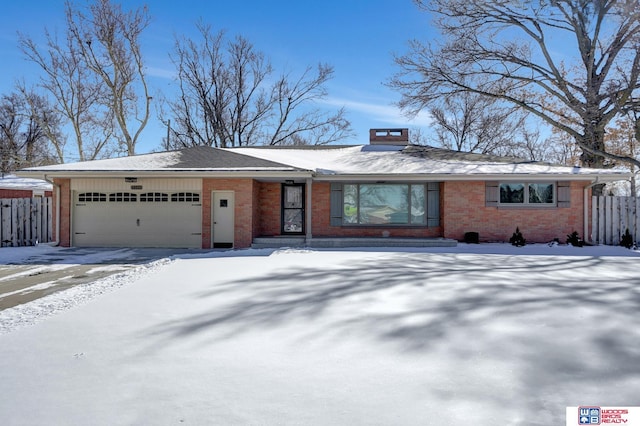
[16,169,314,180]
[17,170,631,183]
[311,172,631,182]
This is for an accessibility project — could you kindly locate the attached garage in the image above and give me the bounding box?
[71,178,202,248]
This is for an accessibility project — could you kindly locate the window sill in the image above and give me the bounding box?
[340,224,431,228]
[497,204,557,209]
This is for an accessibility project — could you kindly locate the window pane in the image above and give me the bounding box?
[529,183,554,203]
[411,185,425,224]
[359,184,408,224]
[283,209,303,232]
[500,183,524,203]
[343,184,358,224]
[284,186,303,208]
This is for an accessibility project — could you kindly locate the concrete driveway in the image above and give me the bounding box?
[0,247,205,310]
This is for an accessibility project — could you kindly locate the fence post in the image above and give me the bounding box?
[35,197,43,244]
[636,197,640,244]
[1,199,9,246]
[591,196,598,243]
[620,197,628,245]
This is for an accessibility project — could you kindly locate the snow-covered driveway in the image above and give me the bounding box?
[0,246,205,310]
[0,245,639,425]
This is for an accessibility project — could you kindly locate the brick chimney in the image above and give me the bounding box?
[369,128,409,146]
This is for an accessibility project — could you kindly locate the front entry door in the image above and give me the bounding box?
[282,184,304,234]
[212,191,234,248]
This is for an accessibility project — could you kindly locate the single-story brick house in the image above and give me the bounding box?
[17,129,630,249]
[0,174,53,198]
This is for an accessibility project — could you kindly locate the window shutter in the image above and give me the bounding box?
[485,181,499,207]
[427,182,440,227]
[557,181,571,208]
[330,183,343,226]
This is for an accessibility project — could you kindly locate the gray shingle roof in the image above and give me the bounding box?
[20,146,304,172]
[168,146,300,169]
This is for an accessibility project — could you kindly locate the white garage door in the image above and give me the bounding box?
[73,191,202,248]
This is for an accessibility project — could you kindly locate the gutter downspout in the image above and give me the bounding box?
[584,178,599,245]
[43,174,61,246]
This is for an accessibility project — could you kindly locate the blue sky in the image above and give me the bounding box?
[0,0,435,155]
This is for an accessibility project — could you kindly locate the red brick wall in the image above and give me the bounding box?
[257,182,281,236]
[202,178,256,249]
[0,189,34,198]
[0,189,53,197]
[54,178,71,247]
[252,181,261,239]
[442,181,587,243]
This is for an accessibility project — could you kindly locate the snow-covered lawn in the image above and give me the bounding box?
[1,244,639,425]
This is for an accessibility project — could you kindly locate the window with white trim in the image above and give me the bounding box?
[499,182,555,205]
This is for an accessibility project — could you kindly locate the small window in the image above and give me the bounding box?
[499,182,555,205]
[78,192,106,202]
[171,192,200,202]
[109,192,137,202]
[140,192,168,202]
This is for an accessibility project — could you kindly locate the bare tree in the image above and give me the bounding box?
[18,27,110,162]
[19,0,151,160]
[390,0,640,172]
[606,115,640,194]
[428,91,527,154]
[0,92,57,174]
[162,23,352,148]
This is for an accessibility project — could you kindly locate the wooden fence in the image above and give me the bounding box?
[591,196,639,245]
[0,197,53,247]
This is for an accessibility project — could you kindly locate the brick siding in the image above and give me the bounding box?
[54,178,71,247]
[442,181,587,243]
[257,182,282,236]
[202,178,256,249]
[0,189,52,198]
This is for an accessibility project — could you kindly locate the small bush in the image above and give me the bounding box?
[464,232,479,244]
[509,227,526,247]
[566,231,584,247]
[620,228,634,249]
[547,238,560,247]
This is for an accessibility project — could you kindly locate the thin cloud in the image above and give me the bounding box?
[146,66,176,80]
[322,97,433,127]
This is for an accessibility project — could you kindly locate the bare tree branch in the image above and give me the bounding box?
[391,0,640,171]
[162,24,353,148]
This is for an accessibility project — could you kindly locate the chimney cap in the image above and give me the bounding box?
[369,128,409,146]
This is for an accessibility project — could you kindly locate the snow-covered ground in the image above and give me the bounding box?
[1,244,639,425]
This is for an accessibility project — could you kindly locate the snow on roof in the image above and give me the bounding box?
[226,145,630,179]
[17,144,631,180]
[19,146,301,172]
[0,174,52,191]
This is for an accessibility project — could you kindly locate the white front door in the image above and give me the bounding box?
[212,191,234,248]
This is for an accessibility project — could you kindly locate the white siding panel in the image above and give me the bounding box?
[71,178,202,192]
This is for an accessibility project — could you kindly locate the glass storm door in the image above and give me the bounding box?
[282,184,304,234]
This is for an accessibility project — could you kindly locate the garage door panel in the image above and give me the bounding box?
[73,191,202,248]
